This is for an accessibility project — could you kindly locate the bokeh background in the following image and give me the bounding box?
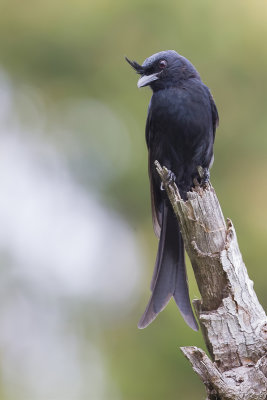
[0,1,266,399]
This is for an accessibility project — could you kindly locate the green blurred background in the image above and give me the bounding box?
[0,1,266,399]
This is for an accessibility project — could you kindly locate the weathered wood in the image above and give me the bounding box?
[181,347,267,400]
[155,161,267,400]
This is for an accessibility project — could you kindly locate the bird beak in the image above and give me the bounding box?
[137,73,159,88]
[125,56,160,88]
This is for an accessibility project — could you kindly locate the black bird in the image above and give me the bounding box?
[126,50,218,330]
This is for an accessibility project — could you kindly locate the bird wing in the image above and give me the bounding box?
[145,99,152,148]
[205,86,219,141]
[148,151,162,239]
[146,101,162,238]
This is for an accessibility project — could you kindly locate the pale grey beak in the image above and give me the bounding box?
[137,73,159,88]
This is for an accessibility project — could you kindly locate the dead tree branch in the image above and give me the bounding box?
[155,161,267,400]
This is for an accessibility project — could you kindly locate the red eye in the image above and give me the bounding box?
[159,60,167,69]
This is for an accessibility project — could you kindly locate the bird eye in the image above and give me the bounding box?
[159,60,167,69]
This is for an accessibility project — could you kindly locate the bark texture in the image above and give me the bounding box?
[155,161,267,400]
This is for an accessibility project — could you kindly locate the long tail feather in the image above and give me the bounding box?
[138,202,198,330]
[173,237,199,331]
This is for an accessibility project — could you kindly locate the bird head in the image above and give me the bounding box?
[125,50,200,91]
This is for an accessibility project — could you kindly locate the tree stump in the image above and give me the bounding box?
[155,161,267,400]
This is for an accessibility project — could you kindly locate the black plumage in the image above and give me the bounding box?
[126,50,219,330]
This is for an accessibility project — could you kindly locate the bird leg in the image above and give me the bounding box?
[160,169,176,191]
[197,166,210,187]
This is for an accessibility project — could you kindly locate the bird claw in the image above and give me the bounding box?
[166,170,176,183]
[160,169,176,191]
[198,166,210,188]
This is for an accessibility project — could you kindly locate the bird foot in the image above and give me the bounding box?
[197,166,210,188]
[160,169,176,191]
